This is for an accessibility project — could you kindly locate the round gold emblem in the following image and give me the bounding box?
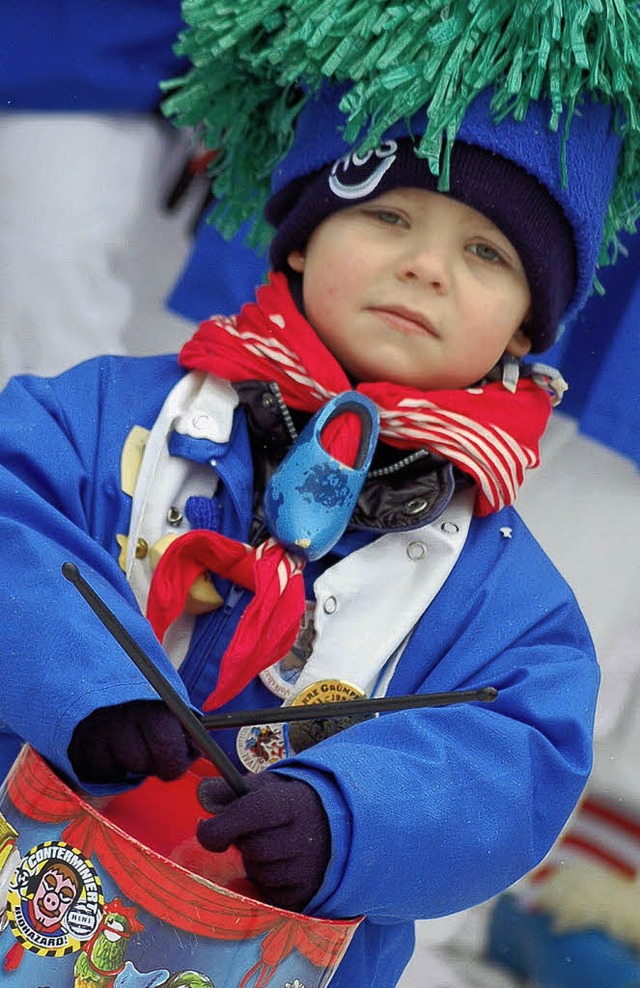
[291,679,366,707]
[287,680,371,753]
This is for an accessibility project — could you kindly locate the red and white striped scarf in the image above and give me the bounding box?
[180,272,553,516]
[147,272,553,710]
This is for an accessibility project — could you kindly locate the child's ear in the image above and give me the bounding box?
[287,249,306,272]
[506,324,532,358]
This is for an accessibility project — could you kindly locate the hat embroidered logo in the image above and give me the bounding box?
[329,140,398,200]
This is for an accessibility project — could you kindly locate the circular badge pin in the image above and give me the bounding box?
[7,841,103,958]
[260,602,316,700]
[287,679,373,754]
[236,723,288,773]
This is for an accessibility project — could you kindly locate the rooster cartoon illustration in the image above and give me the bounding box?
[74,897,144,988]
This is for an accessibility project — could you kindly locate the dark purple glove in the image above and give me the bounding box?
[68,699,198,784]
[197,772,331,912]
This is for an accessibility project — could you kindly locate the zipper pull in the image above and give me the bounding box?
[223,583,245,615]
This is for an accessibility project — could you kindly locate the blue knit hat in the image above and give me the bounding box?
[265,84,618,351]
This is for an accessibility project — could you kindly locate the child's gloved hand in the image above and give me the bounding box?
[197,772,331,912]
[68,699,198,784]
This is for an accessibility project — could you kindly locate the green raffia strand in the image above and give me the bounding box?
[162,0,640,268]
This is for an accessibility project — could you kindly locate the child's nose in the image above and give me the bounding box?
[396,242,450,291]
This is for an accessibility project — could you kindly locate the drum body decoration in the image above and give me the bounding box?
[0,746,359,987]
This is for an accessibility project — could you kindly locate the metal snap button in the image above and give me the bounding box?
[441,521,460,534]
[167,506,183,526]
[323,596,338,614]
[135,537,149,559]
[407,541,427,560]
[406,497,428,515]
[192,413,211,430]
[262,392,277,408]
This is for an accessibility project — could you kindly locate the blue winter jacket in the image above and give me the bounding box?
[0,355,599,988]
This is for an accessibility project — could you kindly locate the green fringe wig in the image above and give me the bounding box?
[162,0,640,268]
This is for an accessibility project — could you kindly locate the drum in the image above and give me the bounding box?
[0,746,359,987]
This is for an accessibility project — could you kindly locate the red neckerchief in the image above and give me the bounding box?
[147,273,552,711]
[180,272,553,515]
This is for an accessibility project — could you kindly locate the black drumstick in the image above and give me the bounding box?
[62,562,248,795]
[201,686,499,730]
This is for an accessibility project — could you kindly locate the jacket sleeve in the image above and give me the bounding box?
[0,356,190,793]
[273,510,599,922]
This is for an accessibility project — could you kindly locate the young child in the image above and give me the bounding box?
[1,3,639,987]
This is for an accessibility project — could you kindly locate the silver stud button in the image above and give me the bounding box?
[406,497,428,515]
[441,521,460,534]
[192,413,211,430]
[167,506,183,526]
[323,596,338,614]
[407,541,427,560]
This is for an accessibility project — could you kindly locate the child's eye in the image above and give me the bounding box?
[370,208,407,227]
[468,242,504,264]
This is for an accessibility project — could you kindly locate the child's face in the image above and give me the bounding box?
[287,188,532,390]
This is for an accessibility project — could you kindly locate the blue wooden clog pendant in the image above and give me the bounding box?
[263,392,379,561]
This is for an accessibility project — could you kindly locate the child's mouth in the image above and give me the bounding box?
[369,306,438,338]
